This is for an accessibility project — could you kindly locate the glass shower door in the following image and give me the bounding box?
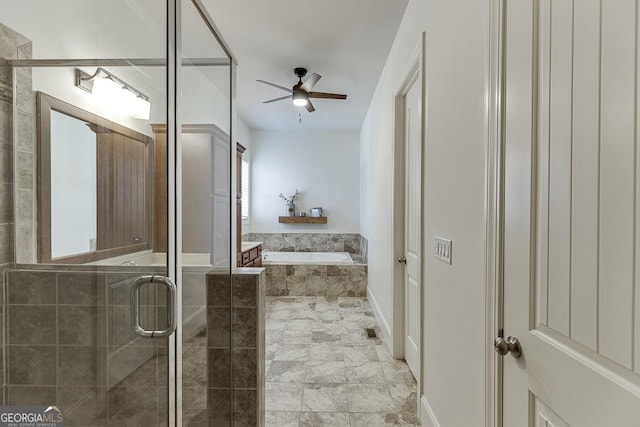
[1,1,174,425]
[178,1,235,425]
[1,0,236,425]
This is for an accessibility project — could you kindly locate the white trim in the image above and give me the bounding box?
[367,286,393,345]
[420,395,442,427]
[391,32,426,420]
[241,158,251,226]
[484,1,505,427]
[391,34,424,356]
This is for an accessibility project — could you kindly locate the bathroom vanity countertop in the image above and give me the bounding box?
[241,241,263,252]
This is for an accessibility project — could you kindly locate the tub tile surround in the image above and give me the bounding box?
[265,264,367,298]
[358,235,368,264]
[244,233,366,260]
[206,268,266,427]
[244,233,369,298]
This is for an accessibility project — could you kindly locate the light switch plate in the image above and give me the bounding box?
[434,236,452,264]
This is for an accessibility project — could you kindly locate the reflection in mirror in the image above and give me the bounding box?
[50,110,97,258]
[37,92,152,263]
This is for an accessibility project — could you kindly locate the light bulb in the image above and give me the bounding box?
[91,73,151,120]
[293,97,308,107]
[131,96,151,120]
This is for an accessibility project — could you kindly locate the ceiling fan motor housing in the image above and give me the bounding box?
[294,67,308,79]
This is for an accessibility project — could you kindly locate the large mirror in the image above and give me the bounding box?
[37,92,153,263]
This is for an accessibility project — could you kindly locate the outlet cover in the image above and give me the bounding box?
[434,236,452,264]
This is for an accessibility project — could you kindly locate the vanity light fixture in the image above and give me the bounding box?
[75,68,151,120]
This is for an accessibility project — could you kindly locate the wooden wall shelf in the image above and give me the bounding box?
[279,216,327,224]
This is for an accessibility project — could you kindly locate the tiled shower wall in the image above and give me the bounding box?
[1,23,36,265]
[0,22,35,406]
[4,267,169,425]
[206,269,265,427]
[243,233,368,261]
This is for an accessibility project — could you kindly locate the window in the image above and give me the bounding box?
[241,159,250,223]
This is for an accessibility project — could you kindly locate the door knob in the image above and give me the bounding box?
[494,336,521,358]
[398,257,407,264]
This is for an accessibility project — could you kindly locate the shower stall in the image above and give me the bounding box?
[0,1,245,425]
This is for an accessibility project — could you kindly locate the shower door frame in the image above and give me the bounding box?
[170,1,238,425]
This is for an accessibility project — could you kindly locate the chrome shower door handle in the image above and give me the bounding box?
[131,275,177,338]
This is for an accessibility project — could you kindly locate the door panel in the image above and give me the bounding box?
[503,0,640,425]
[598,0,636,369]
[179,1,234,425]
[533,397,570,427]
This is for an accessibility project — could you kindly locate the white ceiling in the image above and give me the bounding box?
[201,0,409,131]
[0,0,408,131]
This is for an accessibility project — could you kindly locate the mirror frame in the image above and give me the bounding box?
[37,91,153,263]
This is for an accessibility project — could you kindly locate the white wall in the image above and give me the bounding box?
[250,130,359,233]
[360,0,490,426]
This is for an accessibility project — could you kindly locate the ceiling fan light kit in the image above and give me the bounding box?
[292,89,308,107]
[258,67,347,113]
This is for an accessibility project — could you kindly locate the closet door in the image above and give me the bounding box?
[501,1,640,425]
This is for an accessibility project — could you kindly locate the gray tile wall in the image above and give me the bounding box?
[1,21,34,406]
[207,268,265,427]
[359,234,368,263]
[244,233,362,254]
[5,267,170,426]
[0,23,35,265]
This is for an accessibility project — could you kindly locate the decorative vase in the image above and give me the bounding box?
[286,201,296,217]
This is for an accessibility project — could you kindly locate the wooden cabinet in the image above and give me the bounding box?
[235,142,263,268]
[236,143,247,266]
[239,243,262,267]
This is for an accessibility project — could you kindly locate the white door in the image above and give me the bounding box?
[404,77,421,377]
[502,1,640,425]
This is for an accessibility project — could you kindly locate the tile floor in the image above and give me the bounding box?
[265,296,420,427]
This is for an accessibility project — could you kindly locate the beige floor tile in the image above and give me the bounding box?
[306,361,346,383]
[265,296,418,423]
[265,382,304,411]
[265,411,299,427]
[266,360,307,383]
[300,411,350,426]
[301,384,348,412]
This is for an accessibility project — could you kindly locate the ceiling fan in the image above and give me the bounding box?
[257,67,347,112]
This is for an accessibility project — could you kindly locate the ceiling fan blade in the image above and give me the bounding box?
[308,91,347,100]
[263,95,292,104]
[305,100,316,113]
[256,80,293,93]
[301,73,321,92]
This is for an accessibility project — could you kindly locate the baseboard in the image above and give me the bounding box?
[367,287,393,347]
[421,395,441,427]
